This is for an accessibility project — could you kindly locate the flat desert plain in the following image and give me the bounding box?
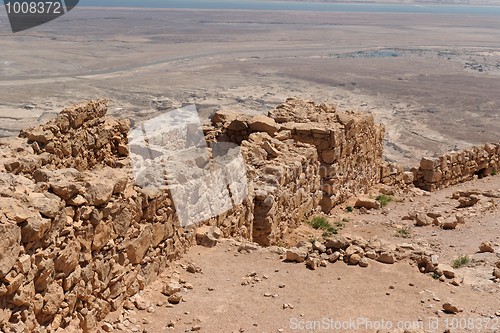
[0,7,499,164]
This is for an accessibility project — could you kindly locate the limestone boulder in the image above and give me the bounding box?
[441,219,458,230]
[39,283,65,322]
[346,245,364,257]
[32,168,52,183]
[54,241,80,276]
[457,195,480,208]
[168,293,183,304]
[0,222,21,276]
[227,118,249,131]
[261,141,280,158]
[67,194,87,206]
[312,240,326,253]
[0,197,31,223]
[162,281,183,296]
[479,241,494,253]
[126,226,153,265]
[248,115,280,136]
[376,252,396,264]
[11,282,35,307]
[20,215,51,243]
[358,257,369,267]
[414,213,433,227]
[92,221,113,252]
[27,192,64,218]
[285,247,308,263]
[354,198,380,210]
[420,157,437,171]
[442,302,461,314]
[195,225,223,248]
[321,149,338,164]
[348,253,361,265]
[49,179,82,201]
[211,110,238,125]
[305,257,320,270]
[112,206,134,237]
[84,178,114,206]
[319,195,335,213]
[438,264,456,279]
[20,128,54,145]
[324,235,350,250]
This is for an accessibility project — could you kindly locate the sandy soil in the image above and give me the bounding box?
[0,8,499,164]
[101,175,500,333]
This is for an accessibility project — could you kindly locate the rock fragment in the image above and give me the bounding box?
[196,225,223,248]
[457,195,480,208]
[354,198,380,210]
[376,252,396,264]
[443,302,461,314]
[286,247,308,263]
[479,242,495,253]
[162,281,182,296]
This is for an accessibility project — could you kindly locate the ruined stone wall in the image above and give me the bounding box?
[375,143,500,190]
[239,133,322,246]
[0,98,388,331]
[8,97,496,332]
[17,100,130,172]
[204,115,323,246]
[0,102,251,332]
[414,143,500,191]
[270,99,385,212]
[210,98,385,214]
[0,164,193,332]
[379,161,415,187]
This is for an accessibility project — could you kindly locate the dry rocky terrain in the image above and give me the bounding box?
[0,99,497,333]
[101,175,500,333]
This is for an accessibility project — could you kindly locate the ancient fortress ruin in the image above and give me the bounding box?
[0,99,498,332]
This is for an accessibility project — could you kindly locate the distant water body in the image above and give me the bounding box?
[82,0,500,15]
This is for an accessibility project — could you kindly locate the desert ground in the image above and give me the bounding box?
[1,5,499,333]
[101,175,500,333]
[0,7,499,165]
